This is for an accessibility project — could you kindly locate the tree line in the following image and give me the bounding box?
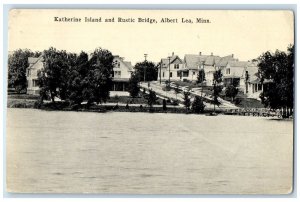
[8,47,159,107]
[8,45,294,111]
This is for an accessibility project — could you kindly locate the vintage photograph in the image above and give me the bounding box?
[6,9,294,194]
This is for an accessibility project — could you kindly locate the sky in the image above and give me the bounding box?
[8,9,294,64]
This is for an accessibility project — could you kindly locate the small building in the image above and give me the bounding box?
[26,56,44,95]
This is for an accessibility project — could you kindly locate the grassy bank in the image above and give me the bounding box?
[7,95,217,114]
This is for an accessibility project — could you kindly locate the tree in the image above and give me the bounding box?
[8,49,41,93]
[174,83,180,99]
[192,96,205,114]
[67,51,89,106]
[134,61,158,82]
[225,85,239,102]
[128,72,140,98]
[145,89,157,110]
[84,48,114,106]
[245,71,250,93]
[183,91,191,112]
[163,99,167,110]
[212,69,223,112]
[37,47,72,103]
[197,69,206,84]
[258,45,294,110]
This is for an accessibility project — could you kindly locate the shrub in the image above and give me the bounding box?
[163,99,167,110]
[191,96,205,114]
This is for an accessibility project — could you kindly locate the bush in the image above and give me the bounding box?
[191,96,205,114]
[163,99,167,110]
[172,100,179,106]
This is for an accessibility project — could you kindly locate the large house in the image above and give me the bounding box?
[157,52,267,100]
[26,55,134,95]
[111,55,134,91]
[183,53,237,85]
[158,52,185,82]
[222,61,249,88]
[158,52,236,85]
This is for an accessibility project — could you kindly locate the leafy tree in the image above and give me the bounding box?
[192,96,205,114]
[66,51,89,106]
[197,69,206,84]
[258,45,294,110]
[164,80,171,91]
[8,49,41,93]
[225,85,239,102]
[163,99,167,110]
[212,69,223,112]
[128,72,140,98]
[145,89,157,109]
[174,83,180,99]
[134,61,158,82]
[245,71,250,93]
[84,48,114,106]
[37,47,72,103]
[183,91,191,112]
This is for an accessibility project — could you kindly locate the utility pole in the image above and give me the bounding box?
[168,56,171,85]
[201,61,204,97]
[159,61,162,84]
[144,54,147,82]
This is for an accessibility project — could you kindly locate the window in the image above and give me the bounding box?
[170,72,173,77]
[174,64,179,69]
[193,72,195,75]
[32,79,38,87]
[226,68,230,74]
[183,72,189,77]
[163,72,165,77]
[114,71,121,77]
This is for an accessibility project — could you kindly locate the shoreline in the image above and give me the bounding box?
[7,96,290,118]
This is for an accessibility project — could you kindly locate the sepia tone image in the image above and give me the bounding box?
[6,9,294,194]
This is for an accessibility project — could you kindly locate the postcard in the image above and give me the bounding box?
[6,9,294,194]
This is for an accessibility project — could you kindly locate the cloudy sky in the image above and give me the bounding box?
[9,9,294,64]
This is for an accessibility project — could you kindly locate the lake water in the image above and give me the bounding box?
[6,108,293,194]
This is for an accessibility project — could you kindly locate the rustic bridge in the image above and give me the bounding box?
[224,108,293,118]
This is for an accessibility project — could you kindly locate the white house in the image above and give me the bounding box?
[158,52,185,82]
[111,55,134,91]
[26,56,44,95]
[222,61,248,88]
[158,52,236,85]
[26,55,134,95]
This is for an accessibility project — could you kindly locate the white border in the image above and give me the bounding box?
[1,1,299,201]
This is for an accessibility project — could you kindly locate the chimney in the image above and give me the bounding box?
[211,52,213,56]
[199,52,202,56]
[232,54,234,58]
[172,52,174,56]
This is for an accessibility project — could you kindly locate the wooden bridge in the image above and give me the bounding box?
[223,108,293,118]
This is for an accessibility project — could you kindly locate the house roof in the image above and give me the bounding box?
[28,56,43,69]
[114,56,133,72]
[225,61,249,78]
[227,61,248,68]
[123,61,133,71]
[161,55,183,68]
[184,54,235,69]
[217,55,236,67]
